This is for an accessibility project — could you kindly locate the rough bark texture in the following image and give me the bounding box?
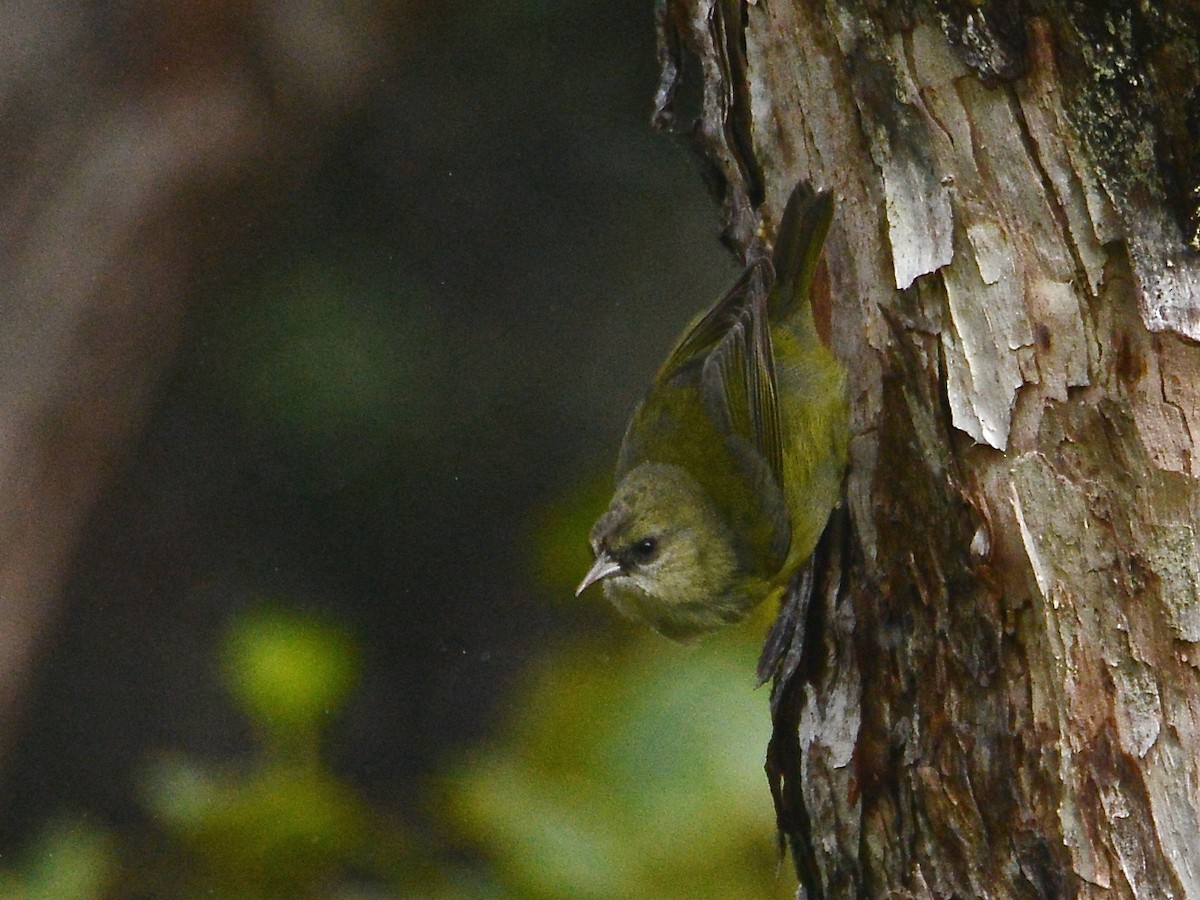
[656,0,1200,896]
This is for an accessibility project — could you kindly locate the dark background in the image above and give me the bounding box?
[0,0,741,867]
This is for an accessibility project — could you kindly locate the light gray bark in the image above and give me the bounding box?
[658,1,1200,895]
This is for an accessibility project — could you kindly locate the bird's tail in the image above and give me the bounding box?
[768,182,834,321]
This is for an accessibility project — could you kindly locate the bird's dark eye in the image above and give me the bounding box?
[631,536,659,561]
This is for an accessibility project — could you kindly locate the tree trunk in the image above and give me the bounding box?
[657,1,1200,895]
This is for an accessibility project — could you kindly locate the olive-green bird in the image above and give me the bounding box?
[576,182,848,642]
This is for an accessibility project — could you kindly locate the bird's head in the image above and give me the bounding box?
[577,462,744,640]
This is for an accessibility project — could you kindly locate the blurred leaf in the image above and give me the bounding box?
[222,606,359,738]
[441,630,793,899]
[0,819,115,900]
[140,753,223,829]
[143,752,374,898]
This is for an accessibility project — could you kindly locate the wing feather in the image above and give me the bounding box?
[657,258,772,380]
[701,287,785,491]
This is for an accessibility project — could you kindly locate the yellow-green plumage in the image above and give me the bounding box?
[578,183,849,641]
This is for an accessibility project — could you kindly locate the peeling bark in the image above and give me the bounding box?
[657,1,1200,895]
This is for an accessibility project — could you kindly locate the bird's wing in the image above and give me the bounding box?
[700,284,785,492]
[615,258,772,479]
[613,251,791,566]
[656,257,774,381]
[699,281,792,564]
[645,251,787,488]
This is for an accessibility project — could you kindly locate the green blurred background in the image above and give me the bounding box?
[0,1,795,896]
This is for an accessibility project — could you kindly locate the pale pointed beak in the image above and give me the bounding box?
[576,553,622,596]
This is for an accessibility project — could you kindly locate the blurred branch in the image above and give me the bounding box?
[0,0,392,767]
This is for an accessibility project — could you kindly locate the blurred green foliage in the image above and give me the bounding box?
[143,755,380,896]
[442,631,792,900]
[1,609,445,898]
[221,607,359,744]
[139,608,388,898]
[0,601,792,899]
[0,819,114,900]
